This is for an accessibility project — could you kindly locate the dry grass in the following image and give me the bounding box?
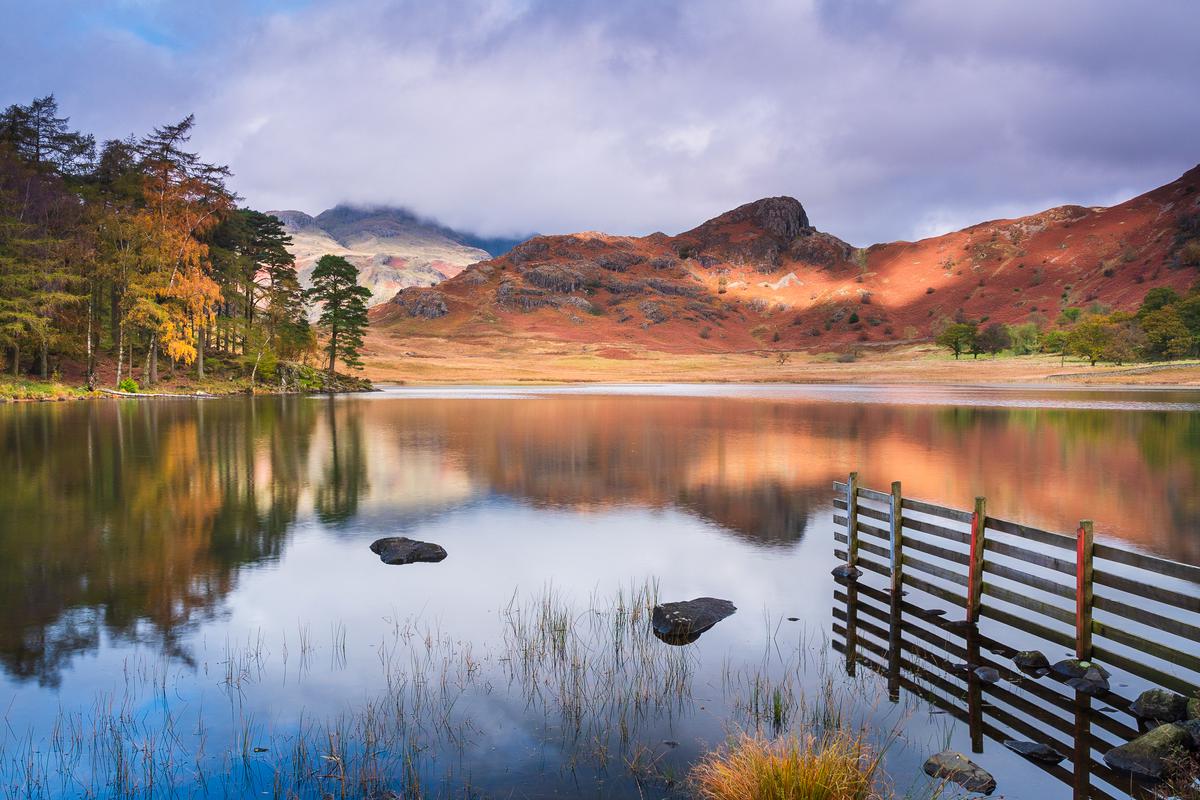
[691,731,885,800]
[361,333,1200,386]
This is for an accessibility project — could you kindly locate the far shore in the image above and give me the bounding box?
[360,337,1200,388]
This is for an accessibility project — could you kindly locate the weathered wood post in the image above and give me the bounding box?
[967,625,984,753]
[1076,520,1094,662]
[846,472,860,568]
[889,481,903,594]
[967,496,987,624]
[845,579,859,678]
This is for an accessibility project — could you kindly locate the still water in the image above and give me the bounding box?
[1,385,1198,798]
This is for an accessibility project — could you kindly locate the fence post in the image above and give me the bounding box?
[846,472,859,568]
[890,481,903,595]
[967,497,986,624]
[1076,520,1094,662]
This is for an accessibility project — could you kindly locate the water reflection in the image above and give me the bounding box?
[0,387,1197,688]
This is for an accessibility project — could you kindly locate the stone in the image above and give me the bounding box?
[1131,689,1190,723]
[1003,740,1065,764]
[922,751,996,795]
[369,537,448,565]
[1180,719,1200,749]
[1052,659,1109,695]
[1013,650,1050,672]
[974,666,1001,684]
[1189,697,1200,720]
[651,597,736,645]
[1103,723,1192,780]
[830,564,861,580]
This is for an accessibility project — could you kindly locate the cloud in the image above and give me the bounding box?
[1,0,1197,244]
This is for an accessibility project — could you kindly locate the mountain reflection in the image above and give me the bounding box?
[0,390,1197,683]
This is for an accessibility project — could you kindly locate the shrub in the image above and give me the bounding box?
[925,287,935,294]
[691,732,879,800]
[118,377,138,393]
[699,326,712,339]
[847,311,859,324]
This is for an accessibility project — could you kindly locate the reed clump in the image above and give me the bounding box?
[691,730,885,800]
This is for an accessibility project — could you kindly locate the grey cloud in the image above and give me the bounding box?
[1,0,1197,245]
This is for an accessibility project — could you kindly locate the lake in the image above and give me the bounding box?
[1,385,1198,798]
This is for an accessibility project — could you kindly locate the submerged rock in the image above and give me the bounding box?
[1003,740,1064,764]
[369,537,448,565]
[831,564,861,580]
[922,751,996,794]
[1013,650,1050,673]
[974,666,1001,684]
[651,597,736,645]
[1131,689,1190,723]
[1103,723,1192,780]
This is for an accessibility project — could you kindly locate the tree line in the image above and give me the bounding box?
[935,283,1200,365]
[0,95,370,390]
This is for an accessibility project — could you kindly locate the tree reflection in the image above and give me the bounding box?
[0,398,316,685]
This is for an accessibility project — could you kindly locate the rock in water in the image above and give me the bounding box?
[1013,650,1050,672]
[651,598,736,645]
[1103,723,1192,780]
[922,751,996,794]
[1131,688,1190,723]
[1052,659,1110,695]
[830,564,861,580]
[1003,740,1065,764]
[369,537,448,565]
[1180,719,1200,749]
[974,666,1001,684]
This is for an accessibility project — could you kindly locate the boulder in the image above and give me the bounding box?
[651,597,736,645]
[1189,697,1200,720]
[831,564,861,580]
[1103,723,1192,780]
[1013,650,1050,673]
[1131,689,1190,723]
[369,537,448,566]
[1003,740,1065,764]
[922,751,996,795]
[1180,719,1200,749]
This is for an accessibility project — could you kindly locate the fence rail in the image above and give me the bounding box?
[833,472,1200,699]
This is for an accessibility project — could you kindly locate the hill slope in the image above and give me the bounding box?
[269,206,526,308]
[371,166,1200,356]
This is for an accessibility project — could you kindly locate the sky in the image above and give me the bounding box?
[1,0,1198,245]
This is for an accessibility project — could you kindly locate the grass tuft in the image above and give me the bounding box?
[691,730,884,800]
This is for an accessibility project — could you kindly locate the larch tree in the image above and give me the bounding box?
[307,255,371,375]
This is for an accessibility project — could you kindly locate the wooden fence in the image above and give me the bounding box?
[832,473,1200,698]
[831,583,1148,800]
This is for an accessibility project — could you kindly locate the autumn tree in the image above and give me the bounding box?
[936,322,977,360]
[135,116,234,382]
[1066,318,1115,365]
[307,255,370,375]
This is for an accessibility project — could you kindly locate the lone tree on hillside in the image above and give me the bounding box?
[936,322,977,360]
[308,254,371,375]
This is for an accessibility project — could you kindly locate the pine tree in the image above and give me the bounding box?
[307,255,370,375]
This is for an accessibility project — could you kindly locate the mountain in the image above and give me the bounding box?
[267,205,529,308]
[372,166,1200,352]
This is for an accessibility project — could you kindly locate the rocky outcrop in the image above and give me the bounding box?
[652,597,736,645]
[392,288,449,319]
[922,751,996,794]
[1103,722,1192,780]
[369,537,448,566]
